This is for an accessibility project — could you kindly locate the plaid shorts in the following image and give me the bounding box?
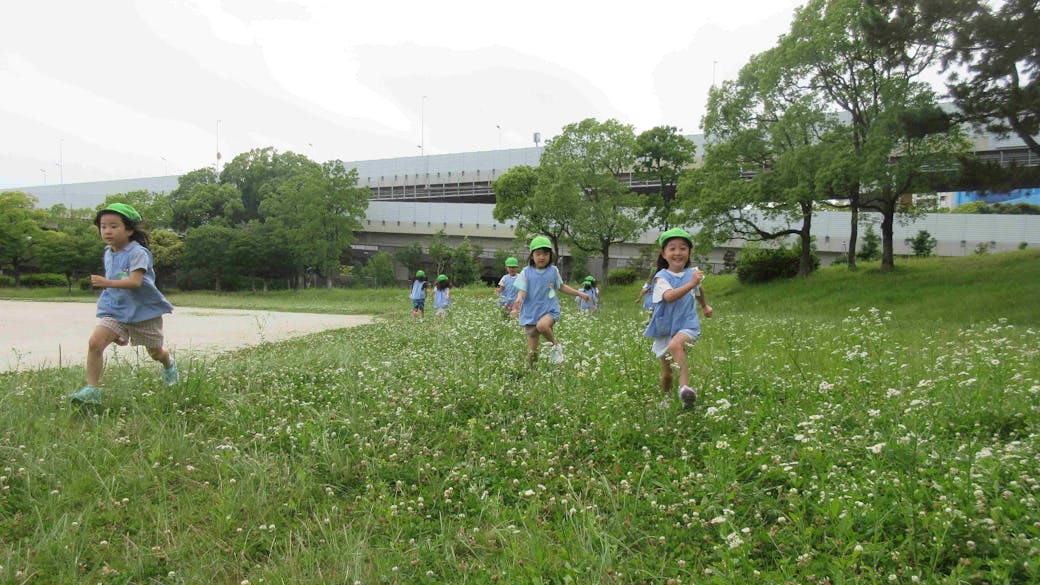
[99,316,165,349]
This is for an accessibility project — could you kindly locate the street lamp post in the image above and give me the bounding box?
[496,124,502,149]
[40,168,46,185]
[216,119,222,173]
[160,156,168,176]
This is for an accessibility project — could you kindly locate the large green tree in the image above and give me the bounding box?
[492,165,577,261]
[541,118,645,280]
[0,192,46,284]
[781,0,962,272]
[680,47,839,276]
[169,183,246,231]
[634,126,697,230]
[258,161,369,288]
[221,148,320,220]
[99,190,172,229]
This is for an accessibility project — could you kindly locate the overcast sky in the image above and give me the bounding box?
[1,0,809,188]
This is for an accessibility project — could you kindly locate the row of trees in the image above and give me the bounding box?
[493,0,1037,277]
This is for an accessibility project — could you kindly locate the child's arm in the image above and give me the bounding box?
[512,290,527,316]
[561,284,590,303]
[697,289,713,318]
[91,269,144,289]
[661,269,704,302]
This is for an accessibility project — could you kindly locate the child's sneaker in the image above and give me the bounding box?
[549,343,565,364]
[678,385,697,410]
[162,359,179,386]
[70,385,101,405]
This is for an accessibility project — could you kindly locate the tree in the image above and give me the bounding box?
[99,190,172,229]
[34,221,103,292]
[0,192,46,284]
[169,183,246,232]
[492,165,577,260]
[393,242,425,275]
[867,0,1040,157]
[678,47,838,276]
[541,118,645,280]
[906,229,938,257]
[857,224,882,261]
[180,224,239,291]
[427,230,454,277]
[634,126,697,230]
[259,161,369,288]
[149,229,183,288]
[451,237,483,285]
[358,252,396,287]
[220,147,320,220]
[781,0,967,272]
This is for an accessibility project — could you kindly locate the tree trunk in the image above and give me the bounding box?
[263,279,269,294]
[880,202,895,273]
[848,194,859,271]
[326,275,334,289]
[600,242,610,286]
[215,275,222,293]
[798,207,813,276]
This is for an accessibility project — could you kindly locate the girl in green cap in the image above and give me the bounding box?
[495,257,520,315]
[643,228,713,410]
[513,236,590,366]
[70,203,178,406]
[577,276,599,312]
[433,274,452,318]
[410,270,428,318]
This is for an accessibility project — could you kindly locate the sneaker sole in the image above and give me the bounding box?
[679,389,697,410]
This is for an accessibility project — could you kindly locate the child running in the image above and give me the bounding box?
[433,274,452,318]
[410,270,428,318]
[577,276,599,311]
[495,257,521,315]
[512,236,590,366]
[70,203,178,405]
[644,228,713,410]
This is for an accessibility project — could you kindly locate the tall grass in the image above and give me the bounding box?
[1,251,1038,583]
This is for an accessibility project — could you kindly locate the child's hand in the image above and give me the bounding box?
[703,304,713,318]
[90,274,108,288]
[580,293,590,303]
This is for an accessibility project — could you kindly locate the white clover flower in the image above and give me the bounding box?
[868,443,885,454]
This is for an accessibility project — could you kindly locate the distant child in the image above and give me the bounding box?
[644,228,713,410]
[577,276,599,311]
[434,274,452,318]
[636,276,654,314]
[512,236,590,366]
[70,203,178,405]
[410,270,428,317]
[495,257,521,315]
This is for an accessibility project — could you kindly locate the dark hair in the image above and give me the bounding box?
[436,279,451,290]
[656,236,691,271]
[415,275,427,282]
[95,211,151,248]
[528,248,555,266]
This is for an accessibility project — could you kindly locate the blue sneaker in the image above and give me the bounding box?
[70,385,101,405]
[162,359,179,386]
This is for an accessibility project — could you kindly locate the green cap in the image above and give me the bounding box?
[437,274,448,282]
[529,236,552,252]
[584,276,594,283]
[415,270,425,278]
[98,203,142,223]
[658,227,693,248]
[504,257,519,267]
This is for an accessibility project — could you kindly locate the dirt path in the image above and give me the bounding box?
[0,300,374,372]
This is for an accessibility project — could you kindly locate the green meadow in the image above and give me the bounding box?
[2,250,1039,584]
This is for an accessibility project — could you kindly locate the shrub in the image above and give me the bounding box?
[18,273,68,288]
[857,225,881,261]
[607,268,638,285]
[79,276,92,291]
[0,275,14,288]
[737,247,819,284]
[906,230,938,258]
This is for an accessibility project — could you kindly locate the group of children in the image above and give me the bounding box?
[71,202,711,412]
[412,230,713,409]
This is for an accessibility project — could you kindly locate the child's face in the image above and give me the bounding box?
[661,238,691,270]
[507,266,518,275]
[531,249,551,268]
[97,213,133,251]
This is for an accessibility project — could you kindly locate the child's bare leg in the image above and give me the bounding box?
[526,332,541,366]
[668,333,692,387]
[659,357,673,394]
[146,346,172,369]
[535,315,556,345]
[86,326,119,386]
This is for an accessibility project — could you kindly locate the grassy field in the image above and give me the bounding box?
[2,250,1039,583]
